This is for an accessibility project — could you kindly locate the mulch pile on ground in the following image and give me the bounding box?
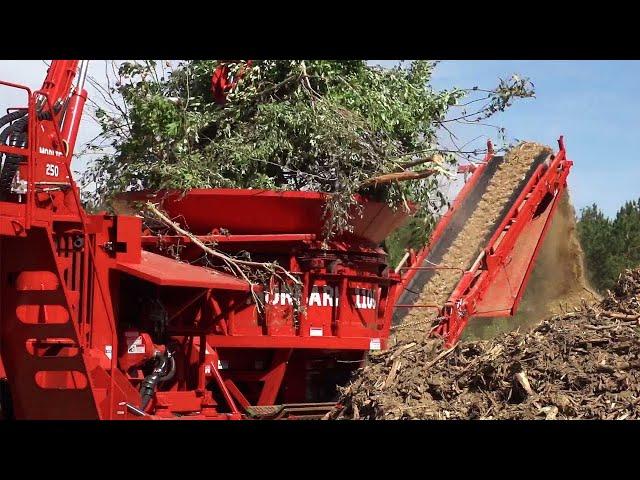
[328,269,640,420]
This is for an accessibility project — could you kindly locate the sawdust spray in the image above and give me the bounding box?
[464,191,598,340]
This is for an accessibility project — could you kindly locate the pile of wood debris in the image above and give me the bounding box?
[328,269,640,420]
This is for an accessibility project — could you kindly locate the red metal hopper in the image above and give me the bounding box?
[121,188,411,244]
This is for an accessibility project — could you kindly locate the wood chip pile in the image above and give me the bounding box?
[328,269,640,420]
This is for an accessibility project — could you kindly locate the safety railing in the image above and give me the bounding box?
[0,80,34,229]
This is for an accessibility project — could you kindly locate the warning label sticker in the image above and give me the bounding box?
[126,333,145,354]
[310,327,324,337]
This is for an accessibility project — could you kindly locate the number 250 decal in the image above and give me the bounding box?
[45,163,59,177]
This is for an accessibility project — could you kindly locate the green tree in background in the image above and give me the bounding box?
[384,217,430,268]
[577,199,640,291]
[578,204,617,291]
[83,60,534,240]
[612,200,640,267]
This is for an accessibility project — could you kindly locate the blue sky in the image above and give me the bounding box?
[374,60,640,217]
[2,60,638,217]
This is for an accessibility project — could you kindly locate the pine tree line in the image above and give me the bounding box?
[577,199,640,291]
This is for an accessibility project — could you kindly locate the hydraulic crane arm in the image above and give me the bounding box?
[37,60,79,118]
[0,60,87,198]
[59,61,89,157]
[36,60,88,156]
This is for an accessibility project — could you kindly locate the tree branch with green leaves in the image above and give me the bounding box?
[82,60,534,239]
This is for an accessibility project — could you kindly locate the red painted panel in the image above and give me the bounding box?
[25,338,79,357]
[116,251,249,291]
[120,188,409,244]
[16,271,59,291]
[35,370,88,390]
[474,202,553,316]
[16,303,69,324]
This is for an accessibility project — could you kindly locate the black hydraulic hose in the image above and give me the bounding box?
[0,125,13,147]
[0,116,28,200]
[0,115,27,146]
[139,352,176,411]
[0,110,27,131]
[159,355,176,383]
[0,111,27,160]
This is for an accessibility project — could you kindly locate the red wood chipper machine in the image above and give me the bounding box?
[0,60,572,419]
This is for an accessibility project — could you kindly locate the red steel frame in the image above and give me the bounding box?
[0,65,130,419]
[437,137,572,344]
